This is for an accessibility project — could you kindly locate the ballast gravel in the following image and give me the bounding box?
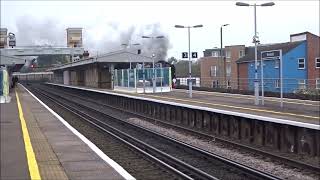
[127,117,319,180]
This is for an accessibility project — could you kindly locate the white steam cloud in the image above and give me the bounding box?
[13,16,171,61]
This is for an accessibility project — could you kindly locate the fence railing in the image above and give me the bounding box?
[113,67,172,93]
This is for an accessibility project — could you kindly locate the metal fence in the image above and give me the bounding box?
[197,76,319,98]
[113,67,172,93]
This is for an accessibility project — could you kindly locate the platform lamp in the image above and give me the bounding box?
[141,35,165,93]
[236,1,275,105]
[121,43,141,69]
[174,24,203,98]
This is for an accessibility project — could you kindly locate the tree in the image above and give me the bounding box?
[174,60,200,77]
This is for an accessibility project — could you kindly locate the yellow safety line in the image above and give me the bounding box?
[15,91,41,180]
[143,94,319,120]
[173,89,318,106]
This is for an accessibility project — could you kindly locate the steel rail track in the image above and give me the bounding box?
[29,86,218,180]
[31,84,280,180]
[45,83,320,173]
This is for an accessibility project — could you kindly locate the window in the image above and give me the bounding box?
[212,80,219,88]
[316,58,320,68]
[298,79,306,89]
[225,50,231,58]
[316,79,320,89]
[274,60,279,68]
[227,80,231,89]
[298,58,305,69]
[239,50,244,58]
[210,66,217,77]
[226,64,231,77]
[212,51,219,57]
[274,79,280,88]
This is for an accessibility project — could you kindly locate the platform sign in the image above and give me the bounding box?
[261,49,283,107]
[192,52,198,58]
[182,52,188,58]
[8,32,16,47]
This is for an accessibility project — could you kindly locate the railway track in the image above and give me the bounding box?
[43,83,320,174]
[27,83,280,180]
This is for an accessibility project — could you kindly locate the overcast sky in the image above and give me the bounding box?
[1,0,319,59]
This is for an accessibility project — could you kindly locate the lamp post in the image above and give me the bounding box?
[121,43,140,69]
[142,35,165,93]
[174,24,203,98]
[220,24,229,88]
[236,1,275,105]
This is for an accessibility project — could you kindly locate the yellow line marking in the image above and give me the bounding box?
[143,94,319,120]
[173,89,319,106]
[15,91,41,180]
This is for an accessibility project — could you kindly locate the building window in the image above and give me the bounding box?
[316,57,320,68]
[225,50,231,58]
[274,79,280,88]
[227,80,231,89]
[298,58,305,69]
[239,50,244,58]
[212,80,219,88]
[274,60,279,68]
[298,79,306,89]
[226,64,231,77]
[210,66,217,77]
[212,51,219,57]
[316,79,320,89]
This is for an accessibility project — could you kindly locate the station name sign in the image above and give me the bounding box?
[261,50,280,59]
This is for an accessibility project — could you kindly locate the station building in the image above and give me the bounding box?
[50,50,154,89]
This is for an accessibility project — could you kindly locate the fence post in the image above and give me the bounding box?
[127,69,130,88]
[121,69,124,87]
[134,68,137,93]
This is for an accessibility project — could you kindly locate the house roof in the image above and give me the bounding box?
[236,41,304,63]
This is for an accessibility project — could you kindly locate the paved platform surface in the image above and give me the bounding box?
[1,85,131,180]
[47,83,319,125]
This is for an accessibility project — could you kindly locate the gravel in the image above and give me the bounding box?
[127,117,319,180]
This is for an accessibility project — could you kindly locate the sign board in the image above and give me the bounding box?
[182,52,188,58]
[192,52,198,58]
[9,41,16,47]
[261,50,281,59]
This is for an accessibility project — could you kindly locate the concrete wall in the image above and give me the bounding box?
[84,64,99,87]
[63,70,69,85]
[53,71,63,84]
[70,71,77,86]
[98,67,111,89]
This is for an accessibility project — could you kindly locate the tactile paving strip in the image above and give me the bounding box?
[19,88,69,180]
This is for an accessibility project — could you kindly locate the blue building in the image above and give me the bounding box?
[237,41,308,93]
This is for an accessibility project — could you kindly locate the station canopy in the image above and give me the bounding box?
[50,50,153,71]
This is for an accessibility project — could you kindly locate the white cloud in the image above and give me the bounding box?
[1,1,319,59]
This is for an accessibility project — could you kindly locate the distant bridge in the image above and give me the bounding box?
[0,46,84,56]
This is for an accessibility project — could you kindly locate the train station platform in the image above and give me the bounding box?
[0,85,134,180]
[47,83,320,127]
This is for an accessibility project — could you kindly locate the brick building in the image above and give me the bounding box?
[199,45,245,89]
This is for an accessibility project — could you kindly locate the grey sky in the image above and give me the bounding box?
[1,1,319,59]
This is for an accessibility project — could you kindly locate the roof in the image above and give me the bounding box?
[290,31,319,38]
[0,54,25,66]
[49,50,153,71]
[236,41,304,63]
